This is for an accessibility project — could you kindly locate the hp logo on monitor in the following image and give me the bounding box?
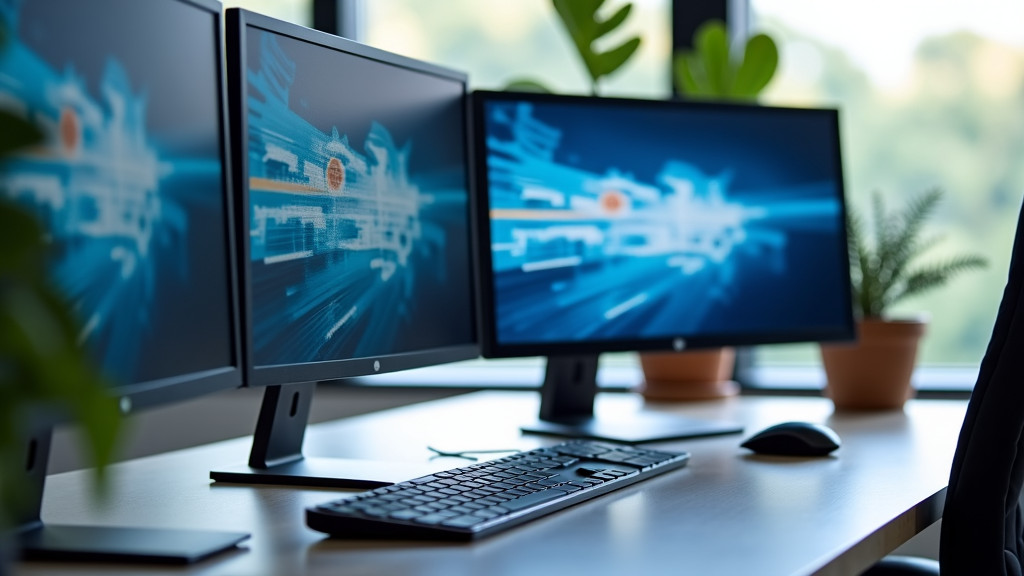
[672,338,687,351]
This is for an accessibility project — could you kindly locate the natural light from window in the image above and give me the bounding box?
[358,0,1017,387]
[751,0,1023,369]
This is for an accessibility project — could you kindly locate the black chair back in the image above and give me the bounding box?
[941,202,1024,575]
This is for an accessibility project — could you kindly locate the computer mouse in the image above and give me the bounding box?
[740,421,841,457]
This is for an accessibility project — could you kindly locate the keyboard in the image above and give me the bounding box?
[306,439,690,540]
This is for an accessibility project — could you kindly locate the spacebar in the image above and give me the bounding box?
[502,488,571,512]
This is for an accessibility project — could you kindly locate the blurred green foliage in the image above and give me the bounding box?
[506,0,642,95]
[0,18,121,527]
[674,19,778,100]
[847,188,987,318]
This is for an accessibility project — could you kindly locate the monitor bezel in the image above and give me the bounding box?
[469,90,856,359]
[226,9,479,388]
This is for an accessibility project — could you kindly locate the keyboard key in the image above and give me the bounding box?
[389,509,423,521]
[502,488,569,512]
[441,515,486,529]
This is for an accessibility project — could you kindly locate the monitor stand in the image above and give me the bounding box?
[15,427,248,564]
[210,383,442,489]
[520,355,744,443]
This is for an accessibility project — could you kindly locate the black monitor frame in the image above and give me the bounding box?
[212,9,479,489]
[6,0,248,564]
[469,90,855,443]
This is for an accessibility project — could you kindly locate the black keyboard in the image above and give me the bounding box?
[306,440,690,540]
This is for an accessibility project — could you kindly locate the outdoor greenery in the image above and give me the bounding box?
[0,19,121,527]
[847,188,987,319]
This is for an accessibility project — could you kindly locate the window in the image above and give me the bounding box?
[349,0,1004,392]
[363,0,671,98]
[751,0,1020,374]
[223,0,312,27]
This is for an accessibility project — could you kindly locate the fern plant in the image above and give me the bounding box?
[848,188,987,319]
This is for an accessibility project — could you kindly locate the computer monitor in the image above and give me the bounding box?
[210,10,477,488]
[469,91,855,443]
[0,0,248,563]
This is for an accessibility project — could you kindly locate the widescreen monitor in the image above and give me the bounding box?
[470,91,855,442]
[211,9,477,488]
[0,0,246,563]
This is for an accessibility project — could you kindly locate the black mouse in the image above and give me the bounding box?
[740,421,841,456]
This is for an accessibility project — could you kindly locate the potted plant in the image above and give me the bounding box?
[820,187,987,410]
[0,17,121,564]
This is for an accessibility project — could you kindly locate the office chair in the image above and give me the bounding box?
[863,200,1024,575]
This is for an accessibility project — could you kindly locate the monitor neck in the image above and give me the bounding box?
[539,355,600,423]
[10,426,52,533]
[248,382,316,469]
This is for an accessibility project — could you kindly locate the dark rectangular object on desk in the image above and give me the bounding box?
[306,439,690,540]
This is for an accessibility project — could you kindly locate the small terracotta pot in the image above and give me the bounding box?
[820,318,926,411]
[638,348,739,401]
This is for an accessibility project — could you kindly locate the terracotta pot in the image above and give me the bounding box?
[638,347,739,401]
[819,318,926,411]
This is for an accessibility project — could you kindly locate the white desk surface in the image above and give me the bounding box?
[16,390,967,576]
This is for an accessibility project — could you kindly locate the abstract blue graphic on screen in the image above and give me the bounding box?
[0,0,232,385]
[483,100,849,345]
[246,31,472,366]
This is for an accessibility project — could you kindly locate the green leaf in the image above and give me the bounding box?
[593,36,641,78]
[504,79,553,93]
[673,19,779,101]
[672,53,700,94]
[894,255,989,305]
[551,0,639,93]
[595,4,631,38]
[731,33,778,98]
[0,110,45,157]
[694,20,730,95]
[553,0,602,82]
[0,200,46,274]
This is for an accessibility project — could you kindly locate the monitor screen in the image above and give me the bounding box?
[232,12,477,387]
[0,0,240,408]
[471,91,855,358]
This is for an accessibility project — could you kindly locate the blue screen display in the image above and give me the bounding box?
[0,0,233,385]
[480,97,851,347]
[245,29,474,367]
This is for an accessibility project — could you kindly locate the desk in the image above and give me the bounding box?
[16,391,966,576]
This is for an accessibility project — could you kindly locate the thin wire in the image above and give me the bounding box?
[426,446,519,461]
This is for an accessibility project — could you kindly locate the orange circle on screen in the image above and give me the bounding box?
[600,190,626,214]
[326,157,345,192]
[59,107,79,155]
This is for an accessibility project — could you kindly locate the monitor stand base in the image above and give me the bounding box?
[18,524,249,565]
[522,413,743,444]
[211,457,445,489]
[530,355,743,443]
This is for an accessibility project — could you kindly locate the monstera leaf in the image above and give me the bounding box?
[507,0,641,95]
[674,19,778,101]
[554,0,640,94]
